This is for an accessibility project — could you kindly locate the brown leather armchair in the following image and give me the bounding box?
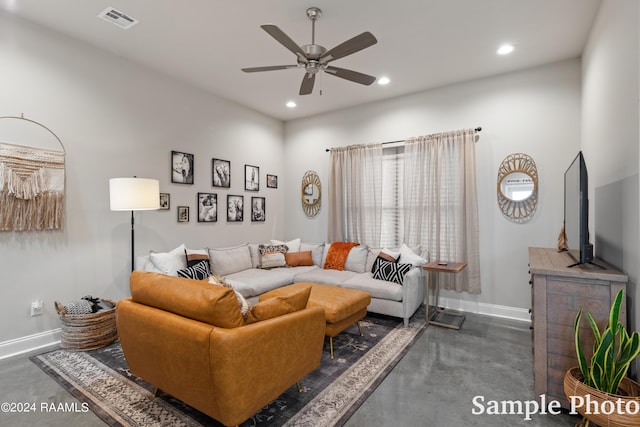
[117,271,325,427]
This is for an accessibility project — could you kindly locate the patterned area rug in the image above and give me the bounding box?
[32,308,426,427]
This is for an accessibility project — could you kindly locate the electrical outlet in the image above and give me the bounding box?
[31,300,43,317]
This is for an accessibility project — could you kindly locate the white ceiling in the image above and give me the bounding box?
[1,0,601,121]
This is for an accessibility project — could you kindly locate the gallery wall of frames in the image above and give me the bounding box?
[167,150,277,224]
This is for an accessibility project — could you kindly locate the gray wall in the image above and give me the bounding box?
[284,59,583,316]
[581,0,640,372]
[0,12,285,354]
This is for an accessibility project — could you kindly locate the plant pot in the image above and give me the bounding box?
[564,367,640,427]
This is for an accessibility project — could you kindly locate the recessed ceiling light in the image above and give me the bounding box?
[286,101,297,108]
[377,76,390,85]
[497,44,515,55]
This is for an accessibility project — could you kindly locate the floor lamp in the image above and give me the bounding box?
[109,177,160,272]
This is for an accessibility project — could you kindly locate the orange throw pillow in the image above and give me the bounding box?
[285,251,314,267]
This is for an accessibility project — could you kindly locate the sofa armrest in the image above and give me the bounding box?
[208,305,325,426]
[400,267,425,320]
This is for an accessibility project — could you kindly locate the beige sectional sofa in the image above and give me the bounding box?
[136,240,426,326]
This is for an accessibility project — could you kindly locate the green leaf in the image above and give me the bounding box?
[586,312,601,348]
[574,309,590,382]
[609,289,624,331]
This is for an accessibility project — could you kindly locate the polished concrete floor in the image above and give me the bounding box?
[0,312,582,426]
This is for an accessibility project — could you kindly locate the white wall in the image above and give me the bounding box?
[284,59,582,313]
[0,13,285,355]
[582,0,639,331]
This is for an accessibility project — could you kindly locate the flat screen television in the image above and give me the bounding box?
[563,151,600,268]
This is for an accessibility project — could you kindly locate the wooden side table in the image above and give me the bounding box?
[423,261,467,329]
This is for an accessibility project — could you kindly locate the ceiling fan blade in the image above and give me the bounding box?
[299,73,316,95]
[261,24,308,62]
[324,66,376,85]
[320,32,377,64]
[242,65,299,73]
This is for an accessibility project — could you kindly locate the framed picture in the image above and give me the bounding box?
[171,151,194,184]
[244,164,259,191]
[177,206,189,223]
[251,197,265,222]
[227,195,244,222]
[267,174,278,189]
[197,192,217,222]
[212,158,231,188]
[159,193,170,210]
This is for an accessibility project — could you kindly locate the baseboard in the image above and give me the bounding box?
[0,329,61,360]
[437,296,531,323]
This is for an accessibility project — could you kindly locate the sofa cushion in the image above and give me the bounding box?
[246,283,311,324]
[270,238,301,253]
[342,273,404,302]
[285,251,314,267]
[293,268,359,286]
[148,244,187,276]
[322,242,360,270]
[225,268,296,298]
[300,242,325,267]
[372,259,412,285]
[258,244,288,269]
[344,245,369,273]
[177,259,211,280]
[208,244,252,276]
[248,243,264,268]
[129,271,245,328]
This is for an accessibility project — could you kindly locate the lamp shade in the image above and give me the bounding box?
[109,177,160,211]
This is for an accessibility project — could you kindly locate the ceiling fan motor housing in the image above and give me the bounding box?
[303,44,326,60]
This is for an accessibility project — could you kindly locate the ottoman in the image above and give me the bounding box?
[260,282,371,358]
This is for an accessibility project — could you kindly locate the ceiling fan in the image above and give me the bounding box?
[242,7,377,95]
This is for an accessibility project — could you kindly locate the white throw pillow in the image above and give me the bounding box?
[301,242,325,267]
[344,246,369,273]
[398,243,427,267]
[148,244,187,276]
[208,244,252,276]
[270,238,301,253]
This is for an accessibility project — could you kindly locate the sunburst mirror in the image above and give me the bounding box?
[301,170,321,217]
[497,153,538,223]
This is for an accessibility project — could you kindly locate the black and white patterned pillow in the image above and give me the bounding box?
[372,259,412,285]
[177,259,211,280]
[258,244,289,269]
[371,252,399,274]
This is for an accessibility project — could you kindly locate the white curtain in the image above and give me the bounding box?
[327,144,383,246]
[404,129,481,293]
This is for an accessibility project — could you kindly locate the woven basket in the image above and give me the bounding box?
[564,367,640,427]
[55,299,117,351]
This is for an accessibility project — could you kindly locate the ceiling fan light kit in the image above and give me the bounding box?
[242,7,378,95]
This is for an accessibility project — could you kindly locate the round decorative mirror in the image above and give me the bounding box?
[301,170,321,217]
[497,153,538,223]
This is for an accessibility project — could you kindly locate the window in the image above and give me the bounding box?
[380,146,404,248]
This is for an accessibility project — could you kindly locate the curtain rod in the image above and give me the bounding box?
[325,127,482,152]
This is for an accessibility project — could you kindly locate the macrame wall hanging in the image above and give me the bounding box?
[0,115,65,231]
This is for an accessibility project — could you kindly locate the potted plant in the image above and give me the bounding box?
[564,289,640,427]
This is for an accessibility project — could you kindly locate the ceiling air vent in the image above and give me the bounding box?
[97,7,139,30]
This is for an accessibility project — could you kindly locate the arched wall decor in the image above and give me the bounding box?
[301,170,321,217]
[497,153,538,223]
[0,114,66,231]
